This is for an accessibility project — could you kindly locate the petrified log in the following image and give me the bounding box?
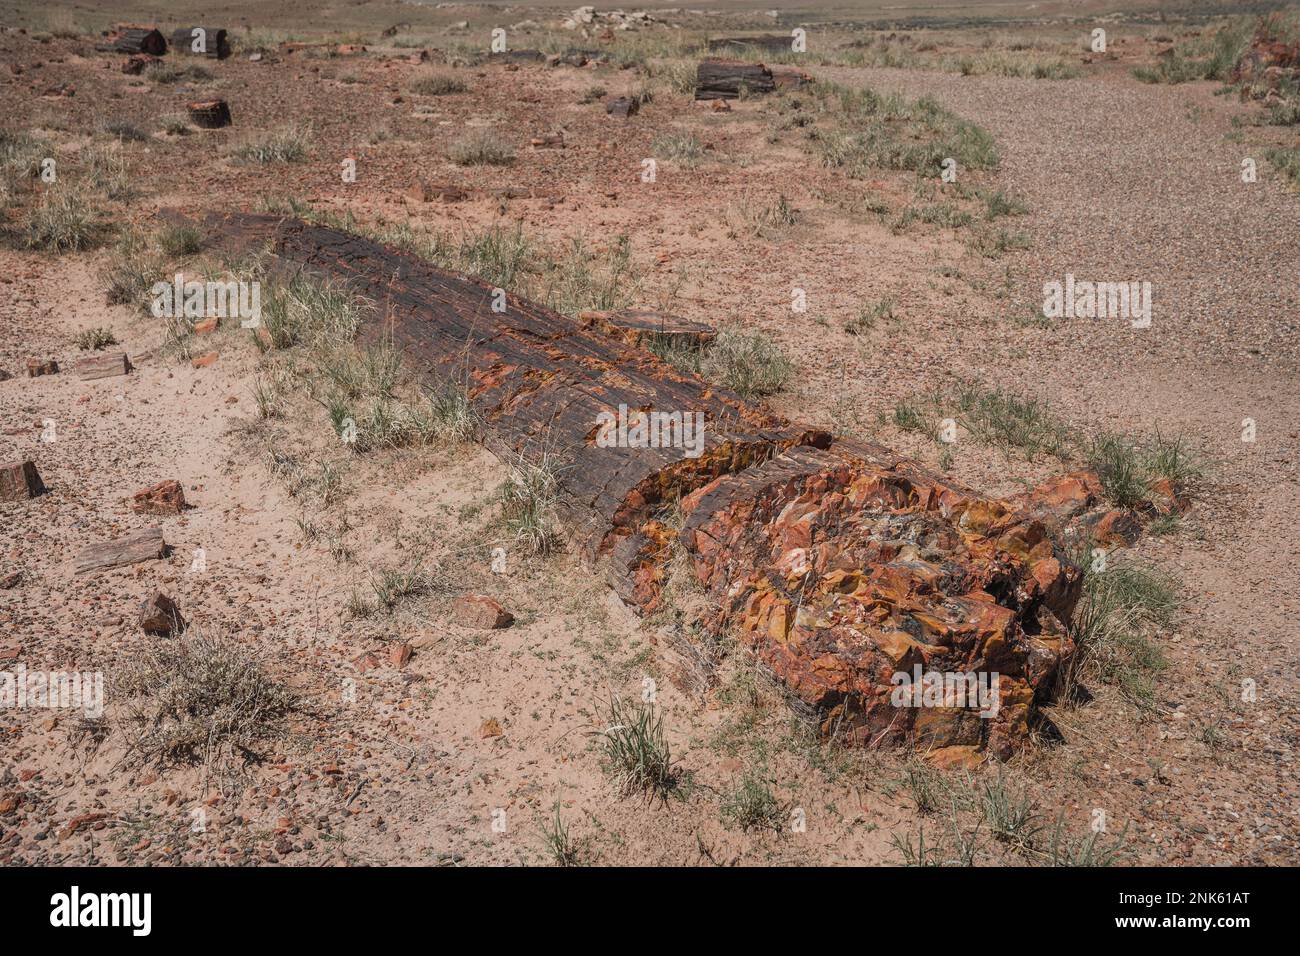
[99,26,167,56]
[74,529,166,574]
[174,211,1083,760]
[170,27,230,59]
[707,34,798,55]
[75,352,131,381]
[0,460,44,501]
[26,358,58,377]
[188,99,231,129]
[695,58,776,100]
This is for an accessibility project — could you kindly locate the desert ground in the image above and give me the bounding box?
[0,0,1296,867]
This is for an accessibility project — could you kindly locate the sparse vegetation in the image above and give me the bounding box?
[448,130,515,166]
[702,327,795,398]
[540,800,585,866]
[721,769,787,832]
[234,126,312,165]
[159,223,202,257]
[410,73,468,96]
[23,188,101,252]
[75,327,117,351]
[596,695,678,802]
[845,296,895,334]
[651,130,705,167]
[1064,552,1178,712]
[113,633,295,777]
[499,453,561,555]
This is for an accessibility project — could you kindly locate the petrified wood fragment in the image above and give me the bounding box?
[695,59,776,100]
[99,26,167,56]
[74,352,131,381]
[0,460,44,501]
[74,529,167,574]
[707,35,798,55]
[188,100,232,129]
[170,27,230,59]
[176,211,1082,760]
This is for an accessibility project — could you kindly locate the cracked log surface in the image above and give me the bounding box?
[186,212,1081,761]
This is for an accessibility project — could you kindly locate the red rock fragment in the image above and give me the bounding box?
[132,479,186,515]
[452,594,514,629]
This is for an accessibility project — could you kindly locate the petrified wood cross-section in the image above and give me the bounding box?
[183,212,1081,762]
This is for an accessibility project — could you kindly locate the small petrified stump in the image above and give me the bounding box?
[170,27,230,59]
[605,96,638,118]
[452,594,514,629]
[0,460,45,501]
[139,592,185,636]
[75,352,131,381]
[388,643,412,668]
[74,529,166,574]
[26,358,58,377]
[132,479,186,515]
[188,99,232,129]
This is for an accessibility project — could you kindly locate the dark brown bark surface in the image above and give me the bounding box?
[695,59,776,100]
[98,27,167,56]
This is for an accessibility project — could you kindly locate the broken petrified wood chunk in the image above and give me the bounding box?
[452,594,514,629]
[75,352,131,381]
[694,59,776,100]
[529,131,565,149]
[139,592,185,635]
[99,26,167,56]
[188,99,232,129]
[605,96,638,118]
[0,460,45,501]
[26,358,59,377]
[74,528,166,574]
[170,27,230,59]
[579,309,716,349]
[132,479,186,515]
